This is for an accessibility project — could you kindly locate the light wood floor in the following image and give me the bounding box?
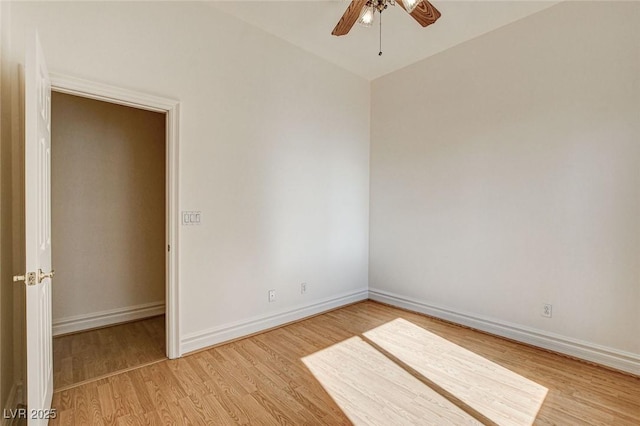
[50,301,640,425]
[53,315,165,391]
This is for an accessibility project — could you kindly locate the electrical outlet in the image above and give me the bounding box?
[542,303,552,318]
[268,290,276,302]
[301,282,307,294]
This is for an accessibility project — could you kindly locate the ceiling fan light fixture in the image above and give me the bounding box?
[357,5,375,28]
[403,0,422,13]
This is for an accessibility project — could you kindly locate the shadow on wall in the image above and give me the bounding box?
[1,2,27,412]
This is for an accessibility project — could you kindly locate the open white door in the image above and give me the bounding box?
[24,31,54,424]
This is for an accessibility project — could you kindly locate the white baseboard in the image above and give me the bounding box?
[52,301,165,336]
[369,288,640,376]
[181,289,369,354]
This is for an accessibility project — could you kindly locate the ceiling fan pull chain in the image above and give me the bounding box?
[379,10,383,56]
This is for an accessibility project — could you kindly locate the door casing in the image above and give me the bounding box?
[49,73,181,359]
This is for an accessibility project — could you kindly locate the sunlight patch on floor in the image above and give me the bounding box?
[363,318,548,425]
[302,336,482,425]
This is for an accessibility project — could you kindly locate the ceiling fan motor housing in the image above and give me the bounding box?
[369,0,392,13]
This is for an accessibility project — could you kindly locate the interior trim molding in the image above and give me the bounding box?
[49,72,181,358]
[52,301,165,337]
[368,288,640,376]
[181,289,369,354]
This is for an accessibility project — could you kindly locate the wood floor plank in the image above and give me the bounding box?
[50,301,640,425]
[85,384,105,425]
[214,346,260,394]
[196,349,254,397]
[167,357,216,399]
[127,369,156,414]
[97,382,116,424]
[55,409,75,426]
[72,385,91,425]
[204,380,252,425]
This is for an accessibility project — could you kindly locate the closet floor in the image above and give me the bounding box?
[53,315,165,391]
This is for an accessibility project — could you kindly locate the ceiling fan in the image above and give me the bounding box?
[332,0,441,48]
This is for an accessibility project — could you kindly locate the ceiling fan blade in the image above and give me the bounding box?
[397,0,441,27]
[332,0,369,36]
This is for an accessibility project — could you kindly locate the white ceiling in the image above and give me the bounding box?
[210,1,559,80]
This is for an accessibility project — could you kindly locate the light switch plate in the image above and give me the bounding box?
[182,211,201,225]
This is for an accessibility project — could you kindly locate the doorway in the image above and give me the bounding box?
[46,75,180,391]
[50,91,167,389]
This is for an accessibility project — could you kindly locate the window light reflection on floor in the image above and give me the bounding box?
[302,336,481,425]
[302,318,547,426]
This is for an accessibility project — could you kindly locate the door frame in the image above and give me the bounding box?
[49,73,181,359]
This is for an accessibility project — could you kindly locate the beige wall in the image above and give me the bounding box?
[51,92,166,325]
[9,1,370,352]
[370,1,640,361]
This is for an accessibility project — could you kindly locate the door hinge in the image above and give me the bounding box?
[13,272,37,286]
[168,244,170,252]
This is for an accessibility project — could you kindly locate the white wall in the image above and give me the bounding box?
[51,92,166,333]
[9,2,370,352]
[370,1,640,369]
